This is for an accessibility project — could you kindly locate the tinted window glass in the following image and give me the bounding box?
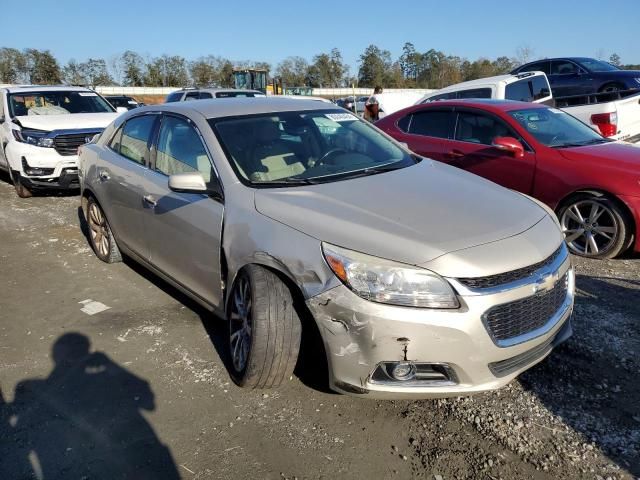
[456,88,492,99]
[551,61,578,75]
[422,92,455,103]
[397,115,411,132]
[108,125,123,152]
[156,116,212,182]
[199,92,213,99]
[519,61,550,75]
[576,58,619,72]
[455,112,512,145]
[184,92,200,101]
[165,91,184,103]
[409,111,455,138]
[120,115,156,165]
[505,79,533,102]
[215,91,258,98]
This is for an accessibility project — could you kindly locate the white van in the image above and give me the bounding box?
[417,72,554,105]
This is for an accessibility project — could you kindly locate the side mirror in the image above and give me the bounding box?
[168,172,224,200]
[492,137,525,158]
[116,106,128,114]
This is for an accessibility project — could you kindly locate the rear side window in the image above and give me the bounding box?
[397,115,411,132]
[551,61,578,75]
[456,88,492,99]
[119,115,156,165]
[409,110,455,138]
[422,92,455,103]
[165,91,184,103]
[215,91,258,98]
[518,61,550,75]
[184,92,200,101]
[455,112,512,145]
[506,79,533,102]
[199,92,213,99]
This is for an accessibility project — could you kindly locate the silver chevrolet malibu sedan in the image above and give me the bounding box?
[78,98,574,399]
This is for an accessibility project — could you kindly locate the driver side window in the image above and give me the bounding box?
[455,112,520,147]
[551,61,579,75]
[155,116,213,182]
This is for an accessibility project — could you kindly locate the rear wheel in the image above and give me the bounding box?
[599,82,625,93]
[558,193,632,259]
[86,196,122,263]
[228,265,301,389]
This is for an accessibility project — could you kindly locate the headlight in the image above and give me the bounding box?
[322,243,459,309]
[12,129,54,148]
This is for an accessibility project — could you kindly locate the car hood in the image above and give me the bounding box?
[254,160,548,265]
[558,142,640,170]
[15,113,120,132]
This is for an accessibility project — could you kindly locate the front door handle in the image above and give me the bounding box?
[445,150,465,159]
[143,195,157,208]
[98,170,110,181]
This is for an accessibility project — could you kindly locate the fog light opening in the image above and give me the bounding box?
[390,362,416,381]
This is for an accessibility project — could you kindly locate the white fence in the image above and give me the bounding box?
[94,86,437,97]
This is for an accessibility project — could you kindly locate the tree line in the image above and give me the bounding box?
[0,45,636,89]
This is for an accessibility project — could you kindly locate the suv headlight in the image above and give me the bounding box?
[322,243,459,309]
[12,129,54,148]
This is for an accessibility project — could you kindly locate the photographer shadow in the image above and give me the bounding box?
[0,333,180,480]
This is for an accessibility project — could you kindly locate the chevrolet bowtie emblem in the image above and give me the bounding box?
[533,271,559,294]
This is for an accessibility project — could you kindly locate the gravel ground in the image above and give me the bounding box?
[0,176,638,480]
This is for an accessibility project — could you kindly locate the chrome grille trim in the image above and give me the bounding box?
[482,269,574,348]
[458,244,564,290]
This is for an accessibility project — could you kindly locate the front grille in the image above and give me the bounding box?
[483,272,569,344]
[458,245,564,289]
[53,131,101,156]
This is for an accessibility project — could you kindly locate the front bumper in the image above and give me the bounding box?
[21,167,79,190]
[307,253,574,399]
[6,142,79,190]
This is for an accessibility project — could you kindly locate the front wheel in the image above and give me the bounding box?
[11,171,33,198]
[558,194,632,259]
[228,265,301,389]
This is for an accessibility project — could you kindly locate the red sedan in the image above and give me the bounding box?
[376,99,640,259]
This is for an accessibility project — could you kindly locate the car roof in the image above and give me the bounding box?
[2,85,95,94]
[181,88,265,95]
[414,98,548,112]
[429,72,546,94]
[146,96,340,118]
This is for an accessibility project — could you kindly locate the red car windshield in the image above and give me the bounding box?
[509,108,608,148]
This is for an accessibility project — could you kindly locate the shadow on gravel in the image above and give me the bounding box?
[520,274,640,476]
[0,333,180,480]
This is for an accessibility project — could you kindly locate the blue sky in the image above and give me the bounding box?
[4,0,639,72]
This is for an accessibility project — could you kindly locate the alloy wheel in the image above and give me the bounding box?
[88,203,110,258]
[560,200,618,256]
[230,275,252,372]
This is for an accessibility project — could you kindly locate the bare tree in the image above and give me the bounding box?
[514,45,535,66]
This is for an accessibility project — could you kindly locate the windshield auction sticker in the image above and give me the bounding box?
[325,113,357,122]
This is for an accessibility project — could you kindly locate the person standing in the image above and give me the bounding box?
[364,86,383,122]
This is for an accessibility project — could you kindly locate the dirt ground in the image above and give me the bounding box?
[0,176,638,480]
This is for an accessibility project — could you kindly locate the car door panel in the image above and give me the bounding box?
[143,114,224,307]
[443,110,536,194]
[98,115,158,257]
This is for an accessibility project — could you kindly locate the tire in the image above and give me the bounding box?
[86,196,122,263]
[228,265,302,389]
[557,193,632,259]
[599,82,624,93]
[12,171,33,198]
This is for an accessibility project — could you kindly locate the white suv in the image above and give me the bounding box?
[417,72,554,105]
[165,88,265,102]
[0,85,121,197]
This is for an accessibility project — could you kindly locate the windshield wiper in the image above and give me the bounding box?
[258,177,320,186]
[551,138,609,148]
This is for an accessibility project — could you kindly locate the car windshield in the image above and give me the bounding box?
[210,109,416,186]
[576,58,620,72]
[8,91,114,117]
[509,107,607,148]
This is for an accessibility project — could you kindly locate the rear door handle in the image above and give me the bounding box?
[445,150,465,159]
[98,170,110,181]
[143,195,157,208]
